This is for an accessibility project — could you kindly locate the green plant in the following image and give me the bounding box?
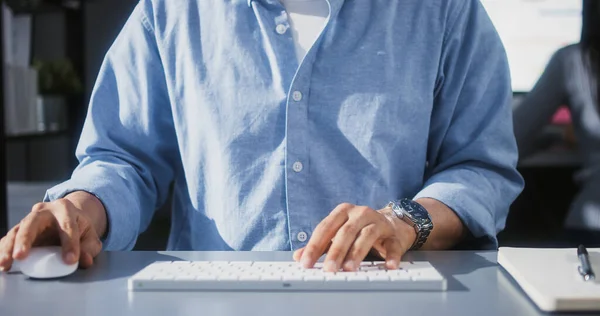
[32,58,83,96]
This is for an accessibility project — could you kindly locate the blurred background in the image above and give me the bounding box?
[0,0,597,249]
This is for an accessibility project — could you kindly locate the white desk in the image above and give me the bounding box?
[0,250,583,316]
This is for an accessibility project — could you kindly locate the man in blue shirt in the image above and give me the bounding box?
[0,0,523,273]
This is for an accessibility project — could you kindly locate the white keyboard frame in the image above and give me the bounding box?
[128,261,447,292]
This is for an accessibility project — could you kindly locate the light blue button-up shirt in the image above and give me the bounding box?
[45,0,524,251]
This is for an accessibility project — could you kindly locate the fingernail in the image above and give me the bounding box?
[324,260,337,272]
[387,259,399,269]
[0,266,5,272]
[13,246,25,257]
[65,252,76,263]
[343,260,355,271]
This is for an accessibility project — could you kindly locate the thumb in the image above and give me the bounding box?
[383,238,405,270]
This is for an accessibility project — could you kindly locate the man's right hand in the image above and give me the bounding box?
[0,191,107,272]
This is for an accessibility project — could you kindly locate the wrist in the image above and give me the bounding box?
[384,199,434,250]
[379,207,418,250]
[64,191,108,238]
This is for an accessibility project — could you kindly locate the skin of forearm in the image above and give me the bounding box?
[415,198,466,250]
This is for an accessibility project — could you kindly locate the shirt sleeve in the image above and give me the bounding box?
[43,1,178,251]
[413,0,525,249]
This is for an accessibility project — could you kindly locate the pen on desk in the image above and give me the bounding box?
[577,245,595,282]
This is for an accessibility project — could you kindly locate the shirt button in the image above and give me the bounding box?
[292,91,303,102]
[297,231,308,242]
[292,161,303,173]
[276,24,287,35]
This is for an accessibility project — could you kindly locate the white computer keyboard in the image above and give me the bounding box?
[128,260,446,291]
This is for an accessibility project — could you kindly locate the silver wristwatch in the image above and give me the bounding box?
[386,199,433,250]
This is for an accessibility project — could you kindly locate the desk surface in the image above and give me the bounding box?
[0,250,586,316]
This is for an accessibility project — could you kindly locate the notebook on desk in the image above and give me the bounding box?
[498,247,600,312]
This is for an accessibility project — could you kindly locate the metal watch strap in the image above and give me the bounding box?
[411,222,430,251]
[388,199,433,251]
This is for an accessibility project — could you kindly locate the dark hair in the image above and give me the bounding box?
[581,0,600,102]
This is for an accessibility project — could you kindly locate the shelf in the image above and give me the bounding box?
[6,129,69,141]
[8,0,82,15]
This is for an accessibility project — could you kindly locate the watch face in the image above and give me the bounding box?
[400,199,430,222]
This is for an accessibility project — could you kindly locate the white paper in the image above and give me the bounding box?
[12,16,32,67]
[4,65,39,135]
[498,247,600,312]
[4,66,17,134]
[2,3,13,65]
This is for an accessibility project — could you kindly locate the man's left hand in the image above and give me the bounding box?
[293,203,417,272]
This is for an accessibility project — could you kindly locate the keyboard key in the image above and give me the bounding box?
[388,271,411,281]
[325,275,347,281]
[245,267,266,274]
[368,275,390,282]
[305,270,327,276]
[335,272,357,277]
[230,261,253,266]
[312,262,325,269]
[267,261,295,265]
[365,270,385,276]
[304,275,325,281]
[412,275,444,281]
[360,265,386,271]
[260,275,282,281]
[387,269,409,275]
[347,275,368,281]
[410,271,444,281]
[210,261,230,265]
[283,275,304,281]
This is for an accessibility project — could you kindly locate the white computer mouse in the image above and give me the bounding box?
[15,246,78,279]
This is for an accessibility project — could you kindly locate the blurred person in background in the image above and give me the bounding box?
[513,0,600,246]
